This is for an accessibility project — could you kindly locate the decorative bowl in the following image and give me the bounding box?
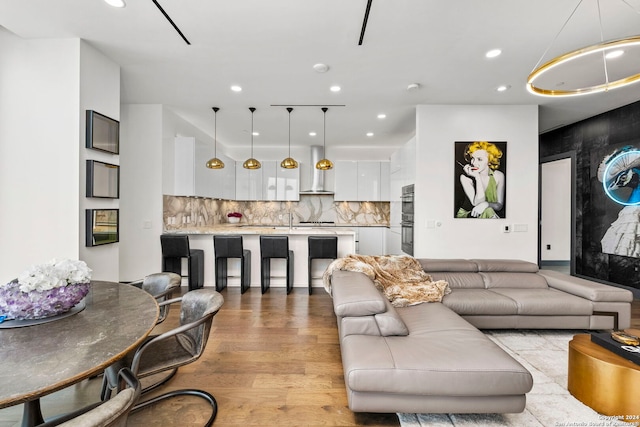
[228,217,240,224]
[0,280,90,320]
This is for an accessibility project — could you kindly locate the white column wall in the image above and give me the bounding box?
[0,30,80,283]
[79,41,121,281]
[414,105,539,262]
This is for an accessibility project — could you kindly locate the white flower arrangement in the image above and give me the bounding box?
[16,259,92,293]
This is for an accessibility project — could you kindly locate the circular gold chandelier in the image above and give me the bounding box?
[527,36,640,97]
[316,107,333,170]
[205,107,225,169]
[243,107,261,170]
[280,107,298,169]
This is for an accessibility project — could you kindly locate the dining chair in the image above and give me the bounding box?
[103,288,223,427]
[129,272,181,324]
[38,367,140,427]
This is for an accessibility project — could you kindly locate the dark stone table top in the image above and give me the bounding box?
[0,281,158,408]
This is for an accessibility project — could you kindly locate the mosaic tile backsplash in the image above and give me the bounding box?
[163,195,390,230]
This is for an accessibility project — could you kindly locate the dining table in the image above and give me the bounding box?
[0,281,159,427]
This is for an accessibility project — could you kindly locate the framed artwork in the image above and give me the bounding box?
[86,110,119,154]
[454,141,507,218]
[86,209,119,247]
[86,160,120,198]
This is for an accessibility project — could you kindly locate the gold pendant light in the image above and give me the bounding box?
[243,107,261,170]
[316,107,333,170]
[280,107,299,169]
[205,107,225,169]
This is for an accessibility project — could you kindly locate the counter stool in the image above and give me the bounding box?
[308,236,338,295]
[160,235,204,291]
[214,235,251,293]
[260,235,294,294]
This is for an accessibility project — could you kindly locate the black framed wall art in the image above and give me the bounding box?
[86,110,119,154]
[86,160,120,199]
[86,209,119,247]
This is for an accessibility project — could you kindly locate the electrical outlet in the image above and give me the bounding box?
[502,225,510,233]
[546,244,551,250]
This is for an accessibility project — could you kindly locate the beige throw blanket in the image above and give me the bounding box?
[323,254,450,307]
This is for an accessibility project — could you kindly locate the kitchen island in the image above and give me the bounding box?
[164,225,356,291]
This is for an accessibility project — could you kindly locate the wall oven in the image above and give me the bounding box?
[401,184,414,255]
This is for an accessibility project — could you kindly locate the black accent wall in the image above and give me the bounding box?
[540,99,640,290]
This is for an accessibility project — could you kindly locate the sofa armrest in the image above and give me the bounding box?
[538,270,633,303]
[331,270,386,316]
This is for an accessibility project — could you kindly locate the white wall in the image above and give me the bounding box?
[0,30,80,283]
[119,105,163,281]
[414,105,539,262]
[79,41,121,281]
[541,158,571,261]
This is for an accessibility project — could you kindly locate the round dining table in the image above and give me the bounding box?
[0,281,159,427]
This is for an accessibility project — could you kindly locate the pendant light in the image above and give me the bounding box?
[280,107,299,169]
[243,107,261,170]
[205,107,225,169]
[316,107,333,170]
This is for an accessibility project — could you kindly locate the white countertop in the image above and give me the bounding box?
[164,225,356,236]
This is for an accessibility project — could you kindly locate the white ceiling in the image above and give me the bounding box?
[2,0,640,152]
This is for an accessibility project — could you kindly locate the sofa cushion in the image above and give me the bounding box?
[418,259,478,272]
[490,288,593,315]
[331,270,386,317]
[340,316,382,337]
[481,272,549,289]
[472,259,539,273]
[442,289,518,315]
[340,329,533,397]
[428,272,485,289]
[374,298,409,336]
[539,269,634,302]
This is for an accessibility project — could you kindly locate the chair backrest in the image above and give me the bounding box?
[308,236,338,259]
[39,368,140,427]
[214,235,244,258]
[260,235,289,258]
[177,289,224,358]
[160,235,190,258]
[142,272,181,324]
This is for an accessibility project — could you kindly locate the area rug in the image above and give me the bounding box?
[398,330,636,427]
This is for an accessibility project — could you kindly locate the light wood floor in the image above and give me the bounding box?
[1,288,639,427]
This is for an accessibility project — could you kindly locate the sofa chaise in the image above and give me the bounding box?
[328,258,633,414]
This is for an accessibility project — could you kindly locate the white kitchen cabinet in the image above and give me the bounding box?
[259,161,299,201]
[174,136,235,199]
[356,227,386,255]
[277,165,299,201]
[334,161,358,201]
[335,161,389,202]
[235,161,263,200]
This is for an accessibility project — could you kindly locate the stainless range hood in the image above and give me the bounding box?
[299,145,334,195]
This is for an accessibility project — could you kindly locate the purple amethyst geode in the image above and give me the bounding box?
[0,280,90,320]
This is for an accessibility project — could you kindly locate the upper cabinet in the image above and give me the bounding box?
[173,136,235,199]
[258,161,299,201]
[334,161,389,201]
[235,161,263,200]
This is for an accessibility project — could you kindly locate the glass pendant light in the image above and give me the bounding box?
[316,107,333,170]
[243,107,261,170]
[280,107,299,169]
[205,107,225,169]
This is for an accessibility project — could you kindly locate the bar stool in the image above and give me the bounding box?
[160,235,204,291]
[260,235,294,294]
[308,236,338,295]
[213,235,251,293]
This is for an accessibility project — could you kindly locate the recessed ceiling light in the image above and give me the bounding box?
[366,132,374,137]
[407,83,420,91]
[230,85,242,92]
[330,85,341,92]
[309,132,317,136]
[486,49,502,58]
[104,0,126,7]
[313,63,330,73]
[377,114,386,119]
[605,49,624,59]
[496,85,511,92]
[252,132,259,136]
